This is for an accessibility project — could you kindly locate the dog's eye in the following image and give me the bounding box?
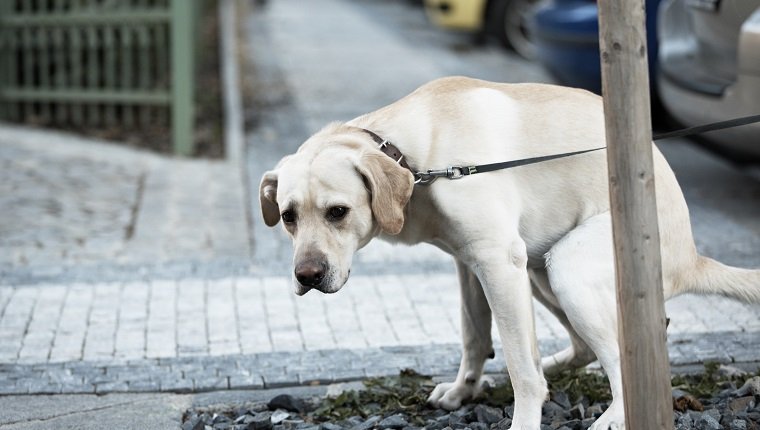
[327,206,348,221]
[281,210,296,224]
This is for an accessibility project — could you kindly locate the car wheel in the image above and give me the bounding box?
[490,0,539,59]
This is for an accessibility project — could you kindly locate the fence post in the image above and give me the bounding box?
[597,1,674,429]
[170,0,194,156]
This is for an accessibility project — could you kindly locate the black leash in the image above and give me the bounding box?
[652,114,760,141]
[391,114,760,185]
[413,147,607,185]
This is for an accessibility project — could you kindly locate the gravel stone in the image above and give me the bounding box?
[452,405,476,422]
[447,414,467,429]
[340,417,364,428]
[350,415,380,430]
[730,396,756,413]
[281,420,304,430]
[556,419,582,430]
[271,410,291,425]
[424,418,446,430]
[568,404,584,421]
[234,415,251,425]
[214,414,232,424]
[321,423,344,430]
[734,377,760,397]
[541,401,567,422]
[675,412,694,430]
[696,414,722,430]
[584,404,603,419]
[183,416,205,430]
[378,414,408,429]
[473,405,503,425]
[269,394,307,413]
[248,412,274,430]
[491,417,511,430]
[730,419,748,430]
[703,408,722,422]
[551,392,571,410]
[467,422,488,430]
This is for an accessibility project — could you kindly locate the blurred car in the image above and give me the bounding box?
[529,0,661,95]
[423,0,540,58]
[657,0,760,162]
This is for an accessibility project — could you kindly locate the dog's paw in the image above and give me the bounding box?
[427,382,468,410]
[427,379,486,410]
[588,401,625,430]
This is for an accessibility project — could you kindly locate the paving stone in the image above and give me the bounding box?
[0,382,27,395]
[160,376,194,393]
[263,372,299,388]
[95,381,129,393]
[128,379,161,392]
[194,376,230,391]
[228,373,265,390]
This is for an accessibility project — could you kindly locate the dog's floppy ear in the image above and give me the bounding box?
[259,170,281,227]
[355,151,414,235]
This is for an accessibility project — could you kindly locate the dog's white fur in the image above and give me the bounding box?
[260,77,760,430]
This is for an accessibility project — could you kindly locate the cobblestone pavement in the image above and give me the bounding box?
[1,275,759,394]
[0,126,251,285]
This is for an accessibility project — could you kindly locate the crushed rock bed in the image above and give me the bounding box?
[183,367,760,430]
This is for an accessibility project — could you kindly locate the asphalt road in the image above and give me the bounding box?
[244,0,760,274]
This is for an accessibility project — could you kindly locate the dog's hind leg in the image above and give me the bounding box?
[530,269,597,375]
[428,260,494,410]
[545,213,626,430]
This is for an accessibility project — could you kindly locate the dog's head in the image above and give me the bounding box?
[259,124,415,295]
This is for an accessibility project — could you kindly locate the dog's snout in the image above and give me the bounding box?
[295,260,327,287]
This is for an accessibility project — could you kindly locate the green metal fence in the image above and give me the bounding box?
[0,0,199,155]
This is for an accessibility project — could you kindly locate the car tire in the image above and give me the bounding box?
[489,0,539,59]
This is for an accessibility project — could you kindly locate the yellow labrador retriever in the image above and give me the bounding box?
[259,76,759,430]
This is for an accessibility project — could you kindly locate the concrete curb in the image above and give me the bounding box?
[2,331,758,396]
[218,0,255,262]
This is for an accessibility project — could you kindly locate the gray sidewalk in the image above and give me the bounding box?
[0,125,252,285]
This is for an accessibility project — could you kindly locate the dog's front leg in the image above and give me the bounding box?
[428,260,494,410]
[469,238,547,430]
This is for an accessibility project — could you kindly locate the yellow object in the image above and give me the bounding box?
[424,0,488,31]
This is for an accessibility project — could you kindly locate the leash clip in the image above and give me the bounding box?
[414,166,465,186]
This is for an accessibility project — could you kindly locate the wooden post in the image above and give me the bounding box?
[597,1,674,429]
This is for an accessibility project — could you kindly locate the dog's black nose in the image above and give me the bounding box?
[295,260,326,287]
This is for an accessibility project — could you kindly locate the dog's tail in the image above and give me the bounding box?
[683,255,760,303]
